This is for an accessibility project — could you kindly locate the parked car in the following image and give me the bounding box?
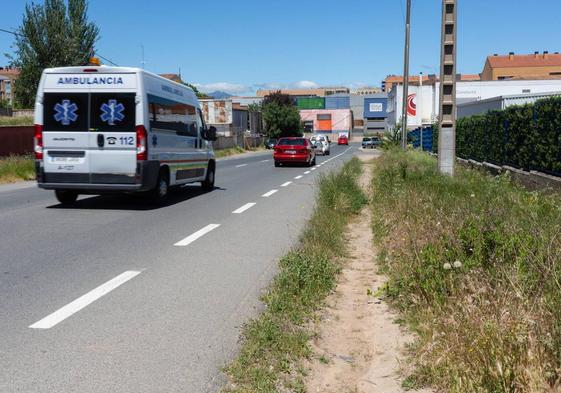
[362,137,373,149]
[337,135,349,145]
[274,137,316,167]
[371,136,382,148]
[310,135,330,155]
[265,138,277,149]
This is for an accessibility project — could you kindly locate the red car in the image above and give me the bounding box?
[274,137,316,167]
[338,135,349,145]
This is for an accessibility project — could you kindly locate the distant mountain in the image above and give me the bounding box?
[207,91,233,99]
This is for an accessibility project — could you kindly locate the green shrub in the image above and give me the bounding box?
[455,96,561,174]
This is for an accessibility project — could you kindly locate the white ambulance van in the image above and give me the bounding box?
[33,66,217,205]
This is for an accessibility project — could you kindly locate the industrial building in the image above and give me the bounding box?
[457,91,561,118]
[256,87,349,98]
[481,52,561,80]
[387,79,561,129]
[299,109,353,138]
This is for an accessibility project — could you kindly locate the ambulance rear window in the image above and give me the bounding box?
[90,93,135,132]
[43,93,88,131]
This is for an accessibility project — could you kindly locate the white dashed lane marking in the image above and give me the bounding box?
[262,190,278,197]
[174,224,221,246]
[29,270,142,329]
[232,202,256,214]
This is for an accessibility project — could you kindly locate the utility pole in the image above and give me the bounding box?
[419,72,423,149]
[438,0,457,175]
[400,0,412,149]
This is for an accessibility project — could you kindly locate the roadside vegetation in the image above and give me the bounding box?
[224,158,367,392]
[215,145,265,159]
[0,116,34,126]
[0,155,35,183]
[371,149,561,392]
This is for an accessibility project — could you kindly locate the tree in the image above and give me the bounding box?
[182,82,210,99]
[262,91,301,138]
[9,0,99,107]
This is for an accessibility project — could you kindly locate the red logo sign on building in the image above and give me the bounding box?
[407,93,416,116]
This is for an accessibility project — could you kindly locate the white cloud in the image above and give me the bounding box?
[194,82,250,95]
[291,80,319,89]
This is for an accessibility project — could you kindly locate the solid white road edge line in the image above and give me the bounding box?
[174,224,221,246]
[281,181,292,187]
[235,164,248,168]
[294,175,303,179]
[232,202,256,214]
[262,189,278,197]
[29,270,142,329]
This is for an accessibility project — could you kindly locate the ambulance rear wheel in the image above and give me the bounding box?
[55,190,78,205]
[148,169,169,205]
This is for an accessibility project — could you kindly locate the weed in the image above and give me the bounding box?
[371,149,561,392]
[223,158,367,392]
[0,155,35,183]
[0,116,34,126]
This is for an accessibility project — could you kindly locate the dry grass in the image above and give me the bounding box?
[0,116,34,126]
[223,158,367,392]
[371,149,561,392]
[0,155,35,183]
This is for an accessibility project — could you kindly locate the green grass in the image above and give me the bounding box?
[0,155,35,183]
[223,158,367,392]
[215,145,266,159]
[371,148,561,392]
[0,116,34,126]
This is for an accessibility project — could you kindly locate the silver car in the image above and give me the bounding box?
[310,135,330,155]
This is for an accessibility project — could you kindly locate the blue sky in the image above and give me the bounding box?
[1,0,561,95]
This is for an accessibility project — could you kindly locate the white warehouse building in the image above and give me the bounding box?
[387,79,561,129]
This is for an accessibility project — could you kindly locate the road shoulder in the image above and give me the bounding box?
[303,152,433,393]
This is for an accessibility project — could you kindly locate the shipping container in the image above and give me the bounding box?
[325,95,350,109]
[297,97,325,110]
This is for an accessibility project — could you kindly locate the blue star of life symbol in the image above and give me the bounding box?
[53,100,78,125]
[100,99,125,125]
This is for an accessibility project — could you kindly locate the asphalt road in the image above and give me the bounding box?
[0,143,356,393]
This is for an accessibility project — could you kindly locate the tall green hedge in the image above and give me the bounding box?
[455,97,561,174]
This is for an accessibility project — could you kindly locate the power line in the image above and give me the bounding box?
[0,27,22,37]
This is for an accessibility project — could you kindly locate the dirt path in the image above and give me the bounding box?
[304,151,432,393]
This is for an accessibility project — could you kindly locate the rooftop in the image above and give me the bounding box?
[487,52,561,68]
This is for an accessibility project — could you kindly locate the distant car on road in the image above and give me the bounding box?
[265,138,277,149]
[274,137,316,167]
[371,135,382,148]
[362,137,373,149]
[338,135,349,145]
[310,135,330,155]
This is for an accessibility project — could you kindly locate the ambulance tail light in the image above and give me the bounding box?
[34,124,43,160]
[136,125,147,161]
